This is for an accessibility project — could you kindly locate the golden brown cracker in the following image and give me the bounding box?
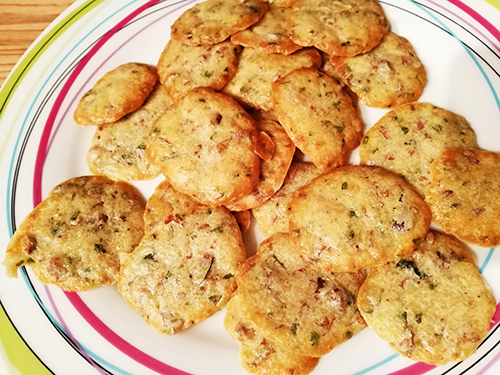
[287,165,431,272]
[74,63,157,126]
[272,68,364,173]
[358,231,496,365]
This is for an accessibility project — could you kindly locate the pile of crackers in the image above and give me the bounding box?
[4,0,500,373]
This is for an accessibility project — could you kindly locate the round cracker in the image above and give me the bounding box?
[252,162,321,237]
[118,181,245,335]
[237,233,366,357]
[287,165,431,272]
[170,0,268,46]
[272,68,364,173]
[74,62,158,126]
[87,83,172,181]
[231,4,302,55]
[3,176,146,292]
[157,39,241,101]
[330,32,427,108]
[146,87,261,207]
[426,148,500,247]
[225,120,295,211]
[287,0,389,57]
[221,47,322,111]
[224,294,320,375]
[359,102,477,197]
[358,231,496,365]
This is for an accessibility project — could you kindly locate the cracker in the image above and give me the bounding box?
[359,102,477,197]
[252,162,321,237]
[237,233,366,357]
[118,181,245,335]
[221,47,322,111]
[87,83,172,181]
[74,63,158,126]
[330,32,427,108]
[146,87,261,207]
[231,4,302,55]
[272,68,364,172]
[3,176,146,292]
[170,0,268,46]
[425,148,500,247]
[358,231,496,365]
[225,120,295,211]
[224,293,320,375]
[287,165,431,272]
[157,39,241,101]
[287,0,389,57]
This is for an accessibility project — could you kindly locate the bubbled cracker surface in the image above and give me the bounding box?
[287,0,388,57]
[237,233,367,357]
[157,40,241,101]
[225,120,295,211]
[358,231,496,365]
[252,162,321,237]
[359,102,477,197]
[3,176,146,291]
[222,47,322,111]
[224,294,320,375]
[146,87,260,207]
[118,182,245,335]
[87,83,171,181]
[231,4,302,55]
[330,33,427,108]
[272,68,364,172]
[170,0,268,46]
[73,63,158,126]
[287,165,431,272]
[426,148,500,247]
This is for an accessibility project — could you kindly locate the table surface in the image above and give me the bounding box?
[0,0,75,88]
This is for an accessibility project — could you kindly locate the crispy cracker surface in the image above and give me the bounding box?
[330,33,427,108]
[272,68,364,172]
[222,47,322,110]
[358,231,496,364]
[287,0,388,57]
[74,62,157,126]
[3,176,146,291]
[359,102,477,196]
[146,87,260,207]
[287,165,431,272]
[157,40,241,101]
[171,0,268,46]
[426,148,500,247]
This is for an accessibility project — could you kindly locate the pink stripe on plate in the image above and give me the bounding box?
[447,0,500,43]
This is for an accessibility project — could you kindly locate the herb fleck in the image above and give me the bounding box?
[342,182,348,190]
[223,273,234,279]
[246,5,258,12]
[310,331,320,347]
[401,127,409,134]
[290,323,298,335]
[94,244,106,254]
[396,260,427,279]
[144,253,155,260]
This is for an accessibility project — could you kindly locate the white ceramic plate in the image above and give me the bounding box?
[1,0,500,374]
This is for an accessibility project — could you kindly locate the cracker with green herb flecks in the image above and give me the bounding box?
[330,33,427,108]
[224,293,320,375]
[225,120,295,211]
[231,4,302,55]
[146,87,261,207]
[358,230,496,365]
[359,102,477,197]
[157,40,241,101]
[117,181,245,335]
[74,63,158,126]
[87,83,172,181]
[287,165,431,272]
[425,148,500,247]
[272,68,364,173]
[221,47,322,111]
[170,0,268,46]
[3,176,146,292]
[287,0,389,57]
[237,233,366,357]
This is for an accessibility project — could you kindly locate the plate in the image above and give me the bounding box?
[1,0,500,374]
